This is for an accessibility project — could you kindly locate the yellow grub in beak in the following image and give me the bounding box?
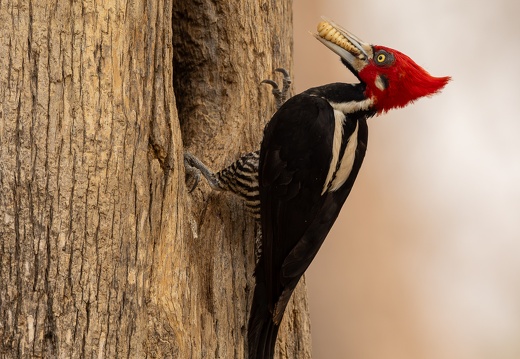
[317,21,363,58]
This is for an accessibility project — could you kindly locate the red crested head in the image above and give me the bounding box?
[358,45,451,113]
[314,19,450,114]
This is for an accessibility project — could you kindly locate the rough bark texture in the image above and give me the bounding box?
[0,0,310,358]
[173,0,311,358]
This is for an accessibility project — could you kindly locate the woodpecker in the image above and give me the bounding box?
[184,19,449,359]
[248,20,450,359]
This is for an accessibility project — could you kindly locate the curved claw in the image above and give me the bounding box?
[184,154,201,193]
[274,68,290,79]
[184,152,200,193]
[276,68,292,88]
[261,68,292,110]
[183,151,223,191]
[260,79,279,89]
[261,79,282,104]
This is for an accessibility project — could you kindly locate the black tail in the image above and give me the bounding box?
[247,280,280,359]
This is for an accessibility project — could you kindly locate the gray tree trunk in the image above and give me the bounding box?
[0,0,311,358]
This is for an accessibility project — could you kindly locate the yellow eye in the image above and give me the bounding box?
[377,53,386,63]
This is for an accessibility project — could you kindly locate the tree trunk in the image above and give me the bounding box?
[0,0,311,358]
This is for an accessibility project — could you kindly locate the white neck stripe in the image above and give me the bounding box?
[329,98,374,114]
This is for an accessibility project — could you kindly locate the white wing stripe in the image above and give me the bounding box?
[321,110,345,195]
[329,121,358,192]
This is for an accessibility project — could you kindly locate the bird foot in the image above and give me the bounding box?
[184,152,221,192]
[184,153,202,193]
[261,68,292,110]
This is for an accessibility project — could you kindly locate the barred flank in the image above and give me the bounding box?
[216,151,260,218]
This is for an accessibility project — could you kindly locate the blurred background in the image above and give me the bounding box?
[293,1,520,358]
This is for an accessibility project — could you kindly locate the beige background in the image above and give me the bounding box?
[293,1,520,358]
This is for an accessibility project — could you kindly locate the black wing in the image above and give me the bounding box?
[259,92,368,322]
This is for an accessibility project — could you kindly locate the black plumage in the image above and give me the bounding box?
[248,84,375,359]
[183,20,449,359]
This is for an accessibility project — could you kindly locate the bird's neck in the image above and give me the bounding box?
[304,83,377,118]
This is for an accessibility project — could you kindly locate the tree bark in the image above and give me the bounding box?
[0,0,311,358]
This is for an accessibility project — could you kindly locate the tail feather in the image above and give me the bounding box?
[247,281,280,359]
